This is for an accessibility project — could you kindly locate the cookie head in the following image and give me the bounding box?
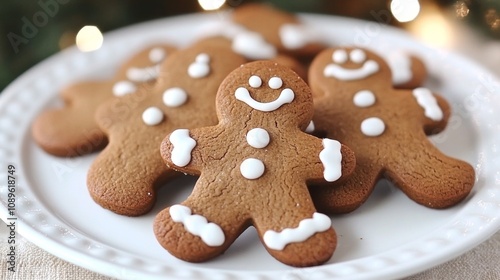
[217,61,313,130]
[115,46,171,84]
[318,48,391,86]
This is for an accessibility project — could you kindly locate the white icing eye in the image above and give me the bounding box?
[163,87,188,107]
[332,49,348,64]
[353,90,376,107]
[196,53,210,64]
[361,117,385,136]
[188,53,211,78]
[112,80,137,96]
[149,47,166,64]
[268,77,283,89]
[350,49,367,64]
[249,75,262,88]
[246,128,270,148]
[142,107,164,126]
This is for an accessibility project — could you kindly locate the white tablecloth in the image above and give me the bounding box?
[0,223,498,279]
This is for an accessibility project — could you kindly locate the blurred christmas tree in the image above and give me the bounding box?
[453,0,500,38]
[0,0,198,91]
[1,0,498,91]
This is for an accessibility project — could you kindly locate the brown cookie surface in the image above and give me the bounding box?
[32,45,176,157]
[87,42,247,216]
[155,61,355,267]
[232,3,325,58]
[308,47,475,213]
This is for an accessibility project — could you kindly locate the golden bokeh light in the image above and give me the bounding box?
[76,25,103,52]
[390,0,421,22]
[198,0,226,11]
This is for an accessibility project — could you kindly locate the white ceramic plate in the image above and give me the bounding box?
[1,12,500,280]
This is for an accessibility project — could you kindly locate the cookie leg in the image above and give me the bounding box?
[87,136,176,216]
[154,197,247,263]
[253,187,336,267]
[386,140,475,208]
[310,158,382,214]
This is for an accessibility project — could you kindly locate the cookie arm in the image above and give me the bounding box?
[300,134,355,184]
[410,88,450,135]
[160,128,203,175]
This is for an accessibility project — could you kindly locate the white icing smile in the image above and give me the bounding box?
[112,80,137,96]
[126,65,161,82]
[324,49,380,81]
[235,87,294,112]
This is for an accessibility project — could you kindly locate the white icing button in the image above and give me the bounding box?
[169,129,196,167]
[112,80,137,96]
[149,47,166,64]
[163,87,188,107]
[263,212,332,250]
[324,60,379,81]
[142,107,164,126]
[188,53,210,78]
[240,158,265,179]
[319,139,342,182]
[361,117,385,137]
[268,77,283,89]
[246,128,270,149]
[169,204,225,247]
[332,49,348,64]
[353,90,376,107]
[412,87,443,121]
[235,87,294,112]
[249,75,262,88]
[350,49,367,63]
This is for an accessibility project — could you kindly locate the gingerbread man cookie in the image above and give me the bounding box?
[232,3,325,58]
[32,44,176,157]
[155,61,355,267]
[201,3,324,60]
[308,47,475,213]
[87,42,246,216]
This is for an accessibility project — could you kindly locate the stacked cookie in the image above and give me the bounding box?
[32,3,475,268]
